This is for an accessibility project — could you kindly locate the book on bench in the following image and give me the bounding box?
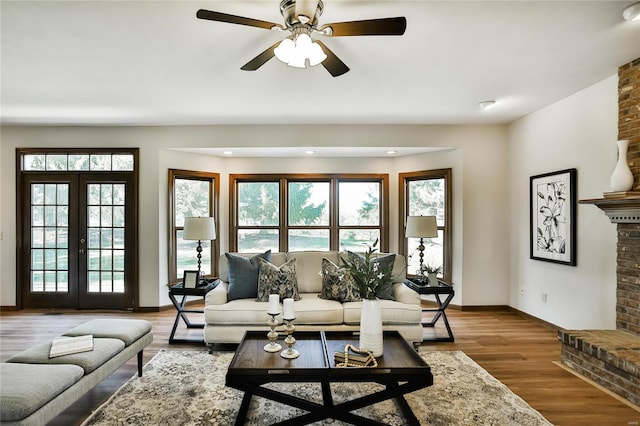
[49,334,94,358]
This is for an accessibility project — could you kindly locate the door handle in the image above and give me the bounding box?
[79,248,85,254]
[80,238,86,244]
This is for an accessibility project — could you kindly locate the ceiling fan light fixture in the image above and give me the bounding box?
[623,2,640,21]
[274,32,326,68]
[274,38,295,63]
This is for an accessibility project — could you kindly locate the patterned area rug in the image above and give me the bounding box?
[83,350,552,425]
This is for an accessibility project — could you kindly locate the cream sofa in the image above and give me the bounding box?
[203,251,423,349]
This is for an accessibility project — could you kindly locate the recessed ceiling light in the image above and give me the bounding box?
[623,2,640,21]
[478,100,496,111]
[386,150,397,155]
[223,151,233,155]
[305,150,315,155]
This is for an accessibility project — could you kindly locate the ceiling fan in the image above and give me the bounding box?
[196,0,406,77]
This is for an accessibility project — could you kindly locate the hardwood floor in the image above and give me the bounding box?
[1,306,638,425]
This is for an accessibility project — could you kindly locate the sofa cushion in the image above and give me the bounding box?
[319,258,359,303]
[345,251,396,300]
[204,293,343,325]
[288,251,339,293]
[0,362,84,422]
[226,250,271,301]
[63,318,152,346]
[256,258,300,302]
[343,299,422,325]
[295,293,344,324]
[6,337,125,374]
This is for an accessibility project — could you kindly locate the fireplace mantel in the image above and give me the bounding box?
[579,192,640,223]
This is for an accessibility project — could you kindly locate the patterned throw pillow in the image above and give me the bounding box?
[347,251,396,300]
[319,258,359,302]
[225,250,271,301]
[256,258,300,302]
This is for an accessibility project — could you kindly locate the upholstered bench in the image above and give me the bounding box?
[0,318,153,426]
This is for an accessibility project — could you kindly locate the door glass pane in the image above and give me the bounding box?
[112,155,134,171]
[86,183,125,293]
[46,155,67,171]
[338,182,380,226]
[68,155,89,170]
[30,183,69,292]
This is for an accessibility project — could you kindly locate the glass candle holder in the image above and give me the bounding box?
[264,312,282,352]
[280,318,299,359]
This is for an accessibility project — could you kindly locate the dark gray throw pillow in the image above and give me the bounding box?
[226,250,271,301]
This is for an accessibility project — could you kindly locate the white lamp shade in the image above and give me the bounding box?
[183,217,216,241]
[405,216,438,238]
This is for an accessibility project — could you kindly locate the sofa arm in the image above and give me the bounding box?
[205,281,228,305]
[392,282,421,305]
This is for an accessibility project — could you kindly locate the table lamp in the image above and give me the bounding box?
[183,216,216,280]
[405,216,438,282]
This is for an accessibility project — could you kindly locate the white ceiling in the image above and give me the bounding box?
[1,0,639,127]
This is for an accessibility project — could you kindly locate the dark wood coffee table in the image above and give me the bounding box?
[226,330,433,426]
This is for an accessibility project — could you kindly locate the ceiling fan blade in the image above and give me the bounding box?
[240,41,280,71]
[315,40,349,77]
[320,17,406,37]
[196,9,282,31]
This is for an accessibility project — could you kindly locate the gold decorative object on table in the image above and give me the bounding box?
[334,344,378,368]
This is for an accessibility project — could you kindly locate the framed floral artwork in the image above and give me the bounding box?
[530,168,577,266]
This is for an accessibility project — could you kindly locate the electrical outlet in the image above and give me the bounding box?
[520,287,525,296]
[542,292,548,303]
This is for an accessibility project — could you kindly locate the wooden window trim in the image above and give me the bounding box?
[398,168,452,283]
[168,169,220,284]
[229,173,389,252]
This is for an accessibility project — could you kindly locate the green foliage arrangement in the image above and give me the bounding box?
[339,239,394,300]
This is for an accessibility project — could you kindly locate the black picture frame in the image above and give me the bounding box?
[530,168,577,266]
[183,270,199,288]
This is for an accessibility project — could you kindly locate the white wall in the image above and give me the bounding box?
[507,75,619,329]
[1,124,507,308]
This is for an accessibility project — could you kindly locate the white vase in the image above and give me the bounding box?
[610,139,634,192]
[359,299,383,357]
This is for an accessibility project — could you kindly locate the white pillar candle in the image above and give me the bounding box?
[283,298,295,319]
[268,294,280,314]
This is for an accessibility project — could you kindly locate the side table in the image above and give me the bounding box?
[168,279,218,344]
[404,278,455,342]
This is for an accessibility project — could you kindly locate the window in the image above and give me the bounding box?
[168,170,219,283]
[230,174,389,252]
[399,169,452,282]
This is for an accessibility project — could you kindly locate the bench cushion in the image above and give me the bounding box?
[6,337,125,374]
[0,362,84,421]
[63,318,152,346]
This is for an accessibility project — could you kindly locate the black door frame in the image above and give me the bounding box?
[16,148,139,310]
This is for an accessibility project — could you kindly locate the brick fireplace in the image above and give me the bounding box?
[558,58,640,406]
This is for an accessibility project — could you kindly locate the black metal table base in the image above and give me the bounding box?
[168,280,217,344]
[404,279,455,342]
[233,380,425,426]
[420,291,455,342]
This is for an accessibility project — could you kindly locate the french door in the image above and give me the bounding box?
[20,172,137,310]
